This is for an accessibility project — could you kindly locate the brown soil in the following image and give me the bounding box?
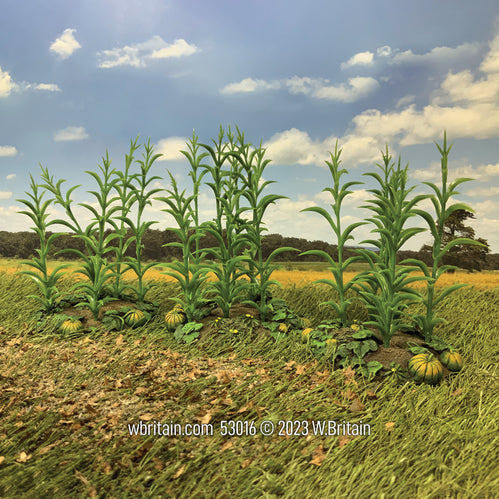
[61,300,141,329]
[60,301,451,376]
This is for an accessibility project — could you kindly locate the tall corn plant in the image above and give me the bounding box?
[230,128,297,320]
[355,147,428,347]
[199,126,251,317]
[157,172,209,321]
[180,130,209,268]
[110,136,141,299]
[408,131,486,341]
[299,141,366,326]
[40,154,122,320]
[119,139,163,302]
[16,174,68,314]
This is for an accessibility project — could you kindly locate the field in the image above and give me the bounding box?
[3,258,498,289]
[0,263,498,498]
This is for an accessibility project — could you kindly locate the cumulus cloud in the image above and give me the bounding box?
[6,174,16,180]
[341,51,374,69]
[0,66,60,97]
[0,146,17,157]
[262,128,382,167]
[0,192,12,200]
[396,95,416,108]
[222,75,379,102]
[150,39,199,59]
[97,36,199,68]
[432,70,499,105]
[412,161,499,183]
[0,66,17,97]
[32,83,61,92]
[463,185,499,197]
[155,136,189,160]
[221,78,281,94]
[391,42,481,66]
[54,126,89,142]
[50,28,81,59]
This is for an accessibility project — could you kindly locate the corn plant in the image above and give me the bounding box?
[16,174,68,314]
[119,139,163,302]
[226,127,297,321]
[156,172,210,322]
[39,154,122,320]
[180,130,209,267]
[299,141,367,326]
[199,126,251,317]
[407,132,486,341]
[109,136,142,299]
[354,147,428,347]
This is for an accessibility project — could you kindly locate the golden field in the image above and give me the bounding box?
[2,258,498,289]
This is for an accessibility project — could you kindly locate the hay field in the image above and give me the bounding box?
[2,258,498,289]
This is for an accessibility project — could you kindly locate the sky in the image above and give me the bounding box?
[1,0,498,253]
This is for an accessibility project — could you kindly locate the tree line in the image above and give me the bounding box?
[0,210,495,271]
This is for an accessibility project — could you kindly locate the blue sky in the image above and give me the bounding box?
[1,0,498,253]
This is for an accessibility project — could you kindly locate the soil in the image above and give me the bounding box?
[61,299,144,329]
[59,300,451,377]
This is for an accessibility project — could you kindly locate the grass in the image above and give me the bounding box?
[0,271,498,498]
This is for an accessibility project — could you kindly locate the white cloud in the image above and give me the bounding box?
[0,192,12,200]
[413,161,499,183]
[391,42,481,66]
[155,137,188,160]
[377,46,393,58]
[50,28,81,59]
[221,78,280,94]
[432,70,499,105]
[348,98,499,147]
[54,126,89,142]
[0,66,60,97]
[262,128,382,167]
[313,77,379,102]
[33,83,61,92]
[396,95,415,108]
[150,39,199,59]
[0,66,17,97]
[97,36,199,69]
[341,51,374,69]
[0,146,17,157]
[463,185,499,197]
[6,174,16,180]
[223,75,379,102]
[480,31,499,73]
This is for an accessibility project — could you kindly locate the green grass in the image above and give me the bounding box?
[0,273,497,498]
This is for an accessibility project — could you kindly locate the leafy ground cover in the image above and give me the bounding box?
[0,273,497,498]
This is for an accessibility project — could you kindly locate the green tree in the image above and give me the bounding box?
[421,209,490,272]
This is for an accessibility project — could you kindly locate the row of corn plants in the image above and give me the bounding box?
[16,127,297,326]
[17,127,483,348]
[301,131,484,347]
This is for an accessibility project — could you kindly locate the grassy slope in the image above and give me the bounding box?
[0,273,497,498]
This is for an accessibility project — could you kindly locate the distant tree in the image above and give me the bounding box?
[420,209,490,272]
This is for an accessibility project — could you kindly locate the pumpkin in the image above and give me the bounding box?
[278,323,289,333]
[125,309,146,328]
[60,318,83,334]
[440,350,463,372]
[165,309,186,331]
[173,303,185,313]
[408,353,444,385]
[301,327,313,342]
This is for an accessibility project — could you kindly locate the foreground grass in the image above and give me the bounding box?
[0,274,498,498]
